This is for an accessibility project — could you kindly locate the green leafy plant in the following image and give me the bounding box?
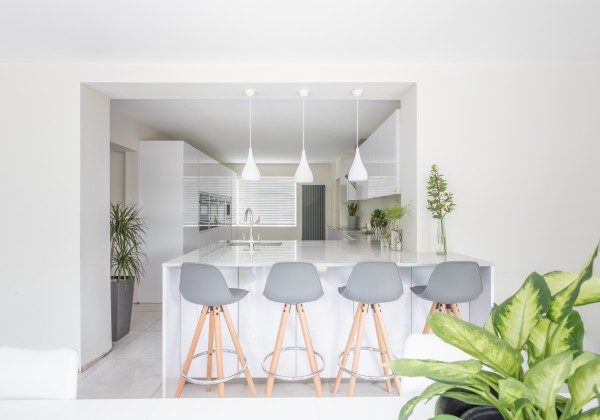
[384,201,410,222]
[348,201,358,216]
[390,241,600,420]
[110,203,148,284]
[370,208,387,229]
[426,164,456,220]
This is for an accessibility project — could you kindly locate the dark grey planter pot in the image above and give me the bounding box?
[111,278,135,342]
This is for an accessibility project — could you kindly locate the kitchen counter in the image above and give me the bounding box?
[162,241,494,397]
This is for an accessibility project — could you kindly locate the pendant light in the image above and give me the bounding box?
[348,89,368,182]
[294,89,314,184]
[241,89,261,181]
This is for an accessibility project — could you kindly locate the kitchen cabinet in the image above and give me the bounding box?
[354,109,401,200]
[139,141,235,303]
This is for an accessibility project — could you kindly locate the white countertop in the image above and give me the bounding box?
[163,240,493,268]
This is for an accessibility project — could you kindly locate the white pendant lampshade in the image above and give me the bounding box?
[348,89,368,182]
[241,89,261,181]
[295,89,313,184]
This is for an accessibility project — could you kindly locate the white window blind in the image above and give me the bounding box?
[234,177,296,226]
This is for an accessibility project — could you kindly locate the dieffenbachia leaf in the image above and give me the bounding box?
[494,272,550,350]
[428,311,523,379]
[545,271,600,306]
[499,377,535,409]
[398,382,456,420]
[523,351,573,420]
[567,358,600,415]
[387,359,482,383]
[569,351,600,377]
[547,243,599,322]
[441,391,490,406]
[568,406,600,419]
[546,311,584,356]
[526,317,551,366]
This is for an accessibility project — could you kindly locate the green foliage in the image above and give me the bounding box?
[426,164,456,220]
[347,201,358,216]
[110,202,147,284]
[383,201,410,221]
[370,208,387,228]
[390,241,600,419]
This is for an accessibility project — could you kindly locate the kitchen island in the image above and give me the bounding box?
[162,240,493,397]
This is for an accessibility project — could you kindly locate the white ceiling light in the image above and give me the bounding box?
[348,89,368,182]
[294,89,314,184]
[241,89,260,181]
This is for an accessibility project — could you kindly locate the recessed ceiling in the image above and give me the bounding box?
[1,1,599,63]
[112,98,401,164]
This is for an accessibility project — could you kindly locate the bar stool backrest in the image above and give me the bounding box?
[180,263,235,306]
[342,261,403,304]
[263,262,324,304]
[424,261,482,303]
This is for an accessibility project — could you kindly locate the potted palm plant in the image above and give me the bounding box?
[390,242,600,419]
[110,203,147,341]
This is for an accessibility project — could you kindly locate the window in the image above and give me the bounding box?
[234,177,296,226]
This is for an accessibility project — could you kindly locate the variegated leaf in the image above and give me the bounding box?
[387,358,481,383]
[568,358,600,415]
[399,382,456,420]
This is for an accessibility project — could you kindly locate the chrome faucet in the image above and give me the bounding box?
[244,208,255,243]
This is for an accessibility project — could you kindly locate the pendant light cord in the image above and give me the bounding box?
[302,96,305,150]
[356,94,359,148]
[249,94,252,148]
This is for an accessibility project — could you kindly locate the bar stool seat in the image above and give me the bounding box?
[175,263,257,398]
[411,261,482,333]
[333,261,403,397]
[262,262,325,397]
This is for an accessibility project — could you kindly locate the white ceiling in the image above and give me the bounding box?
[1,0,599,63]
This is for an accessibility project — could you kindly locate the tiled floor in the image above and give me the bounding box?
[77,303,398,399]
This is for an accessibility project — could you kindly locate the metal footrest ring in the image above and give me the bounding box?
[337,346,400,382]
[261,346,326,382]
[181,349,246,385]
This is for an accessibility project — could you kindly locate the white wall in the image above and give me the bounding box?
[0,63,598,361]
[226,163,337,240]
[80,85,112,366]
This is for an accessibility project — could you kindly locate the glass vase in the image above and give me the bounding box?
[436,218,447,255]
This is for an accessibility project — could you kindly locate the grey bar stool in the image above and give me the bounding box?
[175,263,257,398]
[262,262,325,397]
[411,261,482,334]
[333,261,403,397]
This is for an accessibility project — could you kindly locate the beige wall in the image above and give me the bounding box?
[0,63,599,364]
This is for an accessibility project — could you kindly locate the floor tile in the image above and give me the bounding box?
[178,380,245,398]
[150,384,163,398]
[77,356,109,383]
[132,303,162,312]
[130,311,162,331]
[148,318,162,331]
[242,378,328,398]
[113,330,162,359]
[108,330,143,358]
[77,359,161,399]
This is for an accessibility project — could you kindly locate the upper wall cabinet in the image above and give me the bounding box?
[352,109,401,200]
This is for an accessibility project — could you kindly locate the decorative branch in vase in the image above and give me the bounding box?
[426,164,456,255]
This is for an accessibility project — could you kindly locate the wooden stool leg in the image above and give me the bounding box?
[175,306,208,398]
[213,306,225,398]
[374,304,401,396]
[265,304,291,397]
[333,303,362,394]
[450,304,462,319]
[371,304,392,393]
[206,308,215,391]
[222,305,257,398]
[348,303,368,397]
[422,302,438,334]
[296,304,323,397]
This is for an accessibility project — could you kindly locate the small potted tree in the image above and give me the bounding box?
[110,203,147,341]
